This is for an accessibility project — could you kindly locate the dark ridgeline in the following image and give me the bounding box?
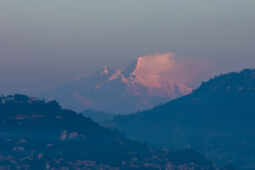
[108,69,255,169]
[0,94,225,169]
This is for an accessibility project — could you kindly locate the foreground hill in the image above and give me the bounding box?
[0,94,224,169]
[108,69,255,169]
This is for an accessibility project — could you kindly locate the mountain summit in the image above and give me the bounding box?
[44,53,196,113]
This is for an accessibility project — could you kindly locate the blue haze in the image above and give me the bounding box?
[0,0,255,95]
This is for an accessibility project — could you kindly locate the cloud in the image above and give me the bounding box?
[129,52,213,91]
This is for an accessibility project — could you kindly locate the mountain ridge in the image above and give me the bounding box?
[44,54,193,113]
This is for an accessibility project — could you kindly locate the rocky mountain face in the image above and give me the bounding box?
[0,94,225,169]
[108,69,255,169]
[44,53,193,114]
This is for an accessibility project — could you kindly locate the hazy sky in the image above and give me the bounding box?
[1,0,255,95]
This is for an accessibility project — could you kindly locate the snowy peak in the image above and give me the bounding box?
[108,70,123,81]
[120,53,192,97]
[45,53,210,113]
[99,65,110,76]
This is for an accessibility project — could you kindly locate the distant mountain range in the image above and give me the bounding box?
[0,94,226,169]
[44,54,193,114]
[107,69,255,169]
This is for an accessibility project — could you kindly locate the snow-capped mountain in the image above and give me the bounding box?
[44,53,193,114]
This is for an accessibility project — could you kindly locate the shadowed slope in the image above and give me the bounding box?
[109,69,255,169]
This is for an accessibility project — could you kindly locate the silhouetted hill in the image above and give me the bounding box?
[0,94,224,169]
[108,69,255,169]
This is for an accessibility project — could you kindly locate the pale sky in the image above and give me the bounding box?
[0,0,255,95]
